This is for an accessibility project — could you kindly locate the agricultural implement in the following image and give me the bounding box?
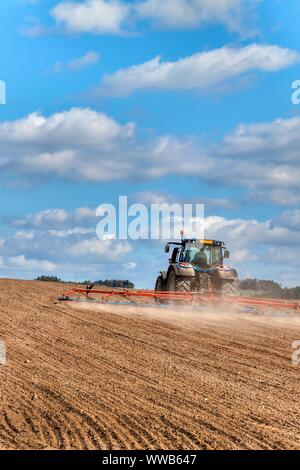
[58,287,300,314]
[58,239,300,314]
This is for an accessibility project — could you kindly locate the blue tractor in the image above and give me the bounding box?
[155,239,239,296]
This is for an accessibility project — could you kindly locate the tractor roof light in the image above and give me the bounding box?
[198,240,225,247]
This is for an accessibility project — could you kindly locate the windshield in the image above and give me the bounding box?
[183,243,222,268]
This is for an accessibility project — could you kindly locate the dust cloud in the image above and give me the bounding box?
[71,300,300,332]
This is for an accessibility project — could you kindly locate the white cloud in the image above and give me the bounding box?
[68,51,100,71]
[0,107,133,144]
[15,231,35,240]
[48,228,95,238]
[50,0,260,36]
[203,215,300,283]
[20,16,52,37]
[46,51,100,74]
[264,247,300,268]
[0,107,300,206]
[51,0,131,35]
[10,209,70,228]
[248,190,300,207]
[7,255,57,272]
[204,216,300,249]
[67,238,132,260]
[273,210,300,232]
[122,262,137,270]
[6,207,98,230]
[46,61,64,74]
[0,211,134,280]
[99,44,299,96]
[136,0,260,36]
[229,248,257,263]
[0,107,135,182]
[134,191,239,211]
[134,191,176,205]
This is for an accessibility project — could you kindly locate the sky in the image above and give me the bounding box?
[0,0,300,287]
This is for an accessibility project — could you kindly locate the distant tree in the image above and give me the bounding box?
[239,279,257,290]
[34,276,135,288]
[93,279,134,289]
[240,278,300,299]
[282,286,300,300]
[239,279,282,293]
[35,275,62,283]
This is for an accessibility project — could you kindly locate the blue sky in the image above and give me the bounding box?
[0,0,300,287]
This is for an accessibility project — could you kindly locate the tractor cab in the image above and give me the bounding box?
[166,239,230,269]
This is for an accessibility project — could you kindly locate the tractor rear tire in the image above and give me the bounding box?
[221,280,239,297]
[167,270,192,293]
[176,277,192,293]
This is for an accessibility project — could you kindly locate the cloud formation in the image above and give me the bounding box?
[50,0,260,36]
[99,44,299,96]
[46,51,100,74]
[68,51,100,71]
[136,0,259,35]
[5,207,98,230]
[0,210,133,280]
[52,0,131,35]
[1,205,299,286]
[0,107,299,206]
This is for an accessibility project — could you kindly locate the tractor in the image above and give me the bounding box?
[155,239,239,296]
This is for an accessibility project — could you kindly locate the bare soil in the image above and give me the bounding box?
[0,279,299,450]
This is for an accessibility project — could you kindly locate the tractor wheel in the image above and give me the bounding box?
[167,270,192,293]
[221,280,239,297]
[155,275,164,291]
[155,275,165,304]
[176,277,192,293]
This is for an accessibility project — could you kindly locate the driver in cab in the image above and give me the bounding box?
[193,247,209,269]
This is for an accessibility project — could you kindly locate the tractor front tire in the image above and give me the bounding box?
[155,275,165,304]
[155,275,164,292]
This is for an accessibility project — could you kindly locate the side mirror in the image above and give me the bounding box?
[165,244,170,253]
[224,250,230,259]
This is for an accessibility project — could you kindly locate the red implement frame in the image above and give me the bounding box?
[58,288,300,312]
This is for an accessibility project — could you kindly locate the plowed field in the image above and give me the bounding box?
[0,279,299,450]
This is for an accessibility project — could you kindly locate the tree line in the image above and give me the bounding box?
[239,279,300,299]
[35,276,134,289]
